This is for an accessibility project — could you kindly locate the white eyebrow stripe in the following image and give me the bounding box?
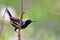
[23,18,31,21]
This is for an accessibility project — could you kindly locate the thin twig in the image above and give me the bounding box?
[18,0,24,40]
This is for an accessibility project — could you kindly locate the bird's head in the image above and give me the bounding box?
[25,18,35,24]
[20,18,35,29]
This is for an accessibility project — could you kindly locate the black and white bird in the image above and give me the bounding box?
[6,8,35,32]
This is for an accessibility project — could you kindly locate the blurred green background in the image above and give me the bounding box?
[0,0,60,40]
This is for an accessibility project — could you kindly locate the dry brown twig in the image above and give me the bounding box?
[18,0,24,40]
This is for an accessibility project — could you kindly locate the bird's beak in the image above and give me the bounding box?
[32,20,35,22]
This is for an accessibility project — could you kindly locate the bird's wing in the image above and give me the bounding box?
[10,17,20,26]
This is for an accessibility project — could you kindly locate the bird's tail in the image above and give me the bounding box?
[6,8,12,17]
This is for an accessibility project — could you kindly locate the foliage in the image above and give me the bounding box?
[0,0,60,40]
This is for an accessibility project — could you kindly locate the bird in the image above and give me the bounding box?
[6,8,35,32]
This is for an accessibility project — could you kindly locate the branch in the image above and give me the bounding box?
[18,0,24,40]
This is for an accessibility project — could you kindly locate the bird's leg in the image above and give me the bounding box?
[14,27,19,32]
